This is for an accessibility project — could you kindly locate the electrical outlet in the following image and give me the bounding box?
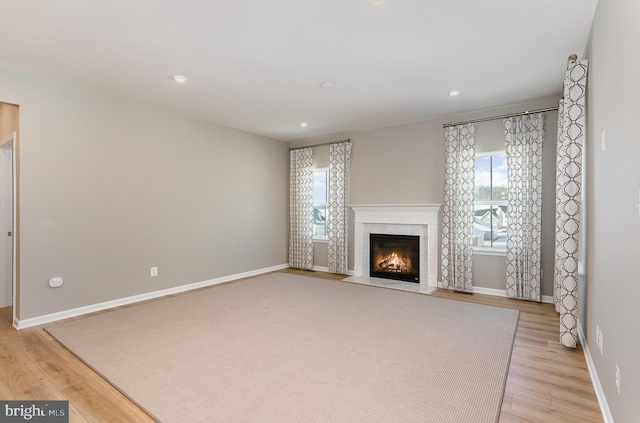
[615,365,621,395]
[48,277,64,288]
[599,330,604,355]
[150,267,158,277]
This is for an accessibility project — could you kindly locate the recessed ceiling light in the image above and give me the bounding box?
[448,90,460,97]
[319,82,333,89]
[300,122,308,128]
[172,75,188,84]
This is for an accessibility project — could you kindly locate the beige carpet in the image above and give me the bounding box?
[46,273,519,423]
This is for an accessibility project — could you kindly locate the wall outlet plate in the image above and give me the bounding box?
[49,277,63,288]
[599,331,603,355]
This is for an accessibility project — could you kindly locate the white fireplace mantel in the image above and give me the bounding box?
[351,204,441,287]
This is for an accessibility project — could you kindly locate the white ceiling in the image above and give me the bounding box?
[0,0,597,142]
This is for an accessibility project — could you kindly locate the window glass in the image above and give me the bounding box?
[473,153,508,249]
[474,156,492,201]
[491,155,508,201]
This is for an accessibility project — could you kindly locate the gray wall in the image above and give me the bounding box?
[586,0,640,421]
[0,65,289,321]
[293,97,559,296]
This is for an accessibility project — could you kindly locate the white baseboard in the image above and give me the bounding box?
[540,294,553,304]
[471,286,509,297]
[311,266,354,276]
[578,321,614,423]
[440,283,554,304]
[311,265,329,272]
[14,264,289,330]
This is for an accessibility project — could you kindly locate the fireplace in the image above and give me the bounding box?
[370,234,420,283]
[351,204,441,288]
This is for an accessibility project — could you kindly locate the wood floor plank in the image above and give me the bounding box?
[61,383,155,423]
[0,375,14,400]
[0,334,47,398]
[18,329,93,392]
[0,269,604,422]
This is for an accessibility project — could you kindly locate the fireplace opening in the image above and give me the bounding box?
[369,234,420,283]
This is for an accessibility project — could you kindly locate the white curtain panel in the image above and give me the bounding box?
[555,60,588,348]
[441,124,476,291]
[289,148,314,270]
[328,142,352,274]
[504,114,545,302]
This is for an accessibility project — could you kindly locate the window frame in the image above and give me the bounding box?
[473,150,508,255]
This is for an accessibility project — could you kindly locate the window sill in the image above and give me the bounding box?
[473,247,506,257]
[313,237,329,243]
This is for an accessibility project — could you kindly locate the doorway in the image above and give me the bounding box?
[0,132,15,309]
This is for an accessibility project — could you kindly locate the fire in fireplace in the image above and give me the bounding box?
[369,234,420,283]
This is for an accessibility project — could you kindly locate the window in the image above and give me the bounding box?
[473,152,508,250]
[313,168,329,238]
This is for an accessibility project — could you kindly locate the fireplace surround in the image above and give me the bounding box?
[351,204,441,288]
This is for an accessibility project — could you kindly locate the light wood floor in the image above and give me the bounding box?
[0,269,603,423]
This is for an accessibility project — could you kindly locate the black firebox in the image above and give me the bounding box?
[369,233,420,283]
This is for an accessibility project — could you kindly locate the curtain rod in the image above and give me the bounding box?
[442,106,559,129]
[289,138,351,151]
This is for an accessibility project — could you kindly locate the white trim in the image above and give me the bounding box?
[472,247,507,256]
[350,204,441,225]
[312,265,354,276]
[439,283,554,304]
[311,265,329,272]
[578,321,614,423]
[476,150,506,158]
[470,286,509,297]
[473,200,508,207]
[13,264,289,330]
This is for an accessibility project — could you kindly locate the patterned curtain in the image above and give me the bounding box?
[555,60,588,348]
[289,148,314,269]
[504,114,545,302]
[441,124,476,291]
[328,142,352,274]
